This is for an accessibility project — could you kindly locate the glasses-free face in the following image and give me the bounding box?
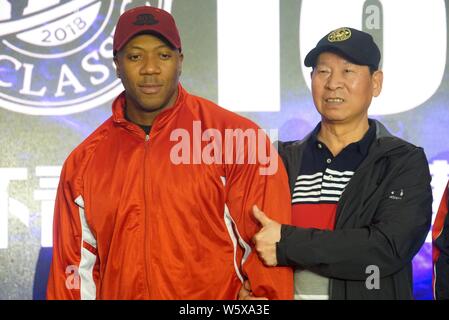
[114,34,183,125]
[311,51,383,126]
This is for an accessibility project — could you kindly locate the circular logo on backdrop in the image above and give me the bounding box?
[0,0,173,115]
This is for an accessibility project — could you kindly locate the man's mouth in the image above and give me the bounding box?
[139,84,163,94]
[325,97,345,103]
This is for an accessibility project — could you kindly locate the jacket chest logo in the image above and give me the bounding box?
[389,189,404,200]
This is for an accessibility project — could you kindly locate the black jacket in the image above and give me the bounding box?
[276,120,433,299]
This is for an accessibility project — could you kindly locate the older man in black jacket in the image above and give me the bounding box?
[246,27,432,300]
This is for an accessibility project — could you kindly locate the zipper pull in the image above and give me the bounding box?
[145,134,150,142]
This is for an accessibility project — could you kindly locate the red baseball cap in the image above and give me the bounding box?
[113,6,181,55]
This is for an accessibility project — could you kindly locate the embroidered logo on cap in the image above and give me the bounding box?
[327,27,352,42]
[133,14,159,26]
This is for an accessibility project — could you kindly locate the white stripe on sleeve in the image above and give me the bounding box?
[75,195,97,300]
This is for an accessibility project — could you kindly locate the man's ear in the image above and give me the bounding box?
[310,68,315,79]
[372,70,383,97]
[178,52,184,77]
[113,56,120,78]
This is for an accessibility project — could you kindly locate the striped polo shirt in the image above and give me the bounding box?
[292,122,375,300]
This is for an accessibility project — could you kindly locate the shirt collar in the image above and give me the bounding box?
[311,120,376,157]
[358,120,376,156]
[112,82,186,125]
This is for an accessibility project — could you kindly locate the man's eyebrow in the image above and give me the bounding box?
[315,59,353,66]
[127,44,172,51]
[315,62,328,67]
[155,44,172,50]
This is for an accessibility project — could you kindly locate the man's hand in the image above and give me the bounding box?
[252,205,281,266]
[237,280,268,300]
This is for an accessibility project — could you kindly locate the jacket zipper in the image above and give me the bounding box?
[143,133,151,297]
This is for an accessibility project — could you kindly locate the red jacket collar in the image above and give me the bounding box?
[112,83,186,126]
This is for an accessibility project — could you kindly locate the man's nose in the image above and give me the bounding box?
[140,56,161,75]
[325,72,344,90]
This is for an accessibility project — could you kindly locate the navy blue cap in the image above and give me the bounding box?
[304,27,381,70]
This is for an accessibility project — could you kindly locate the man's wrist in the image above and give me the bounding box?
[276,224,288,266]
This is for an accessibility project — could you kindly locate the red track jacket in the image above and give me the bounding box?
[433,180,449,299]
[47,84,293,299]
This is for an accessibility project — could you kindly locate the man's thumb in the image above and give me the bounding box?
[252,205,270,226]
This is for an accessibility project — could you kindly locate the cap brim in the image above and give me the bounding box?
[304,45,363,68]
[114,30,180,56]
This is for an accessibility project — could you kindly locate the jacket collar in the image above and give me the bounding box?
[294,119,400,146]
[111,83,187,131]
[285,119,413,174]
[357,119,415,170]
[373,119,394,139]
